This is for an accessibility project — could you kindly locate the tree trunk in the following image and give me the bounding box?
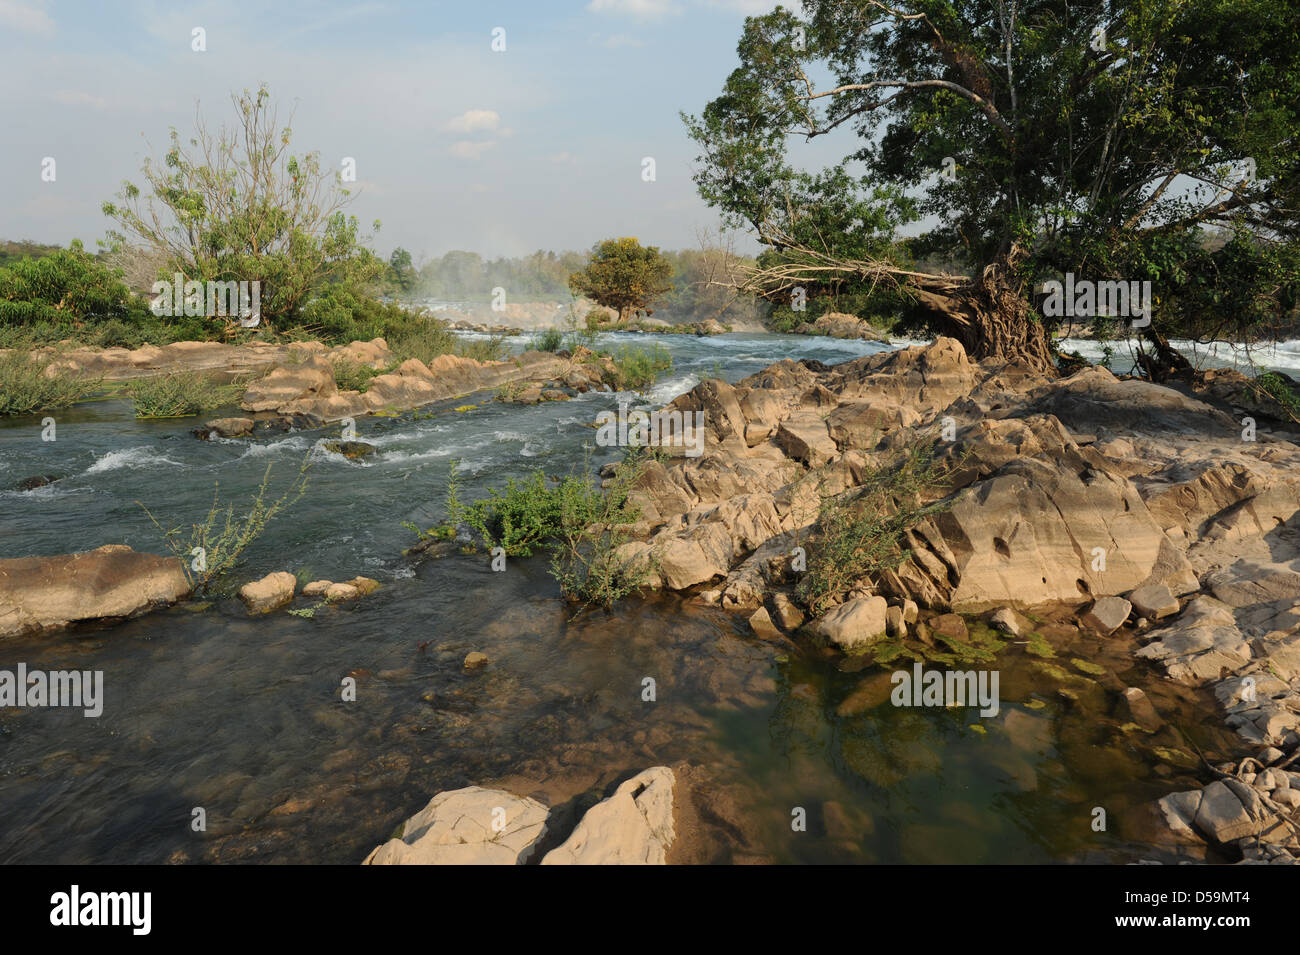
[1134,327,1193,383]
[910,256,1057,374]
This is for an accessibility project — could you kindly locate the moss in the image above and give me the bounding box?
[1070,658,1107,676]
[1152,746,1199,769]
[1024,698,1047,710]
[1033,661,1072,683]
[968,724,987,735]
[1021,631,1056,659]
[454,404,476,412]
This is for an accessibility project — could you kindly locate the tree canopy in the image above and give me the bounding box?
[568,237,676,325]
[685,0,1300,373]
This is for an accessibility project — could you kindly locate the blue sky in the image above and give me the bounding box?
[0,0,808,263]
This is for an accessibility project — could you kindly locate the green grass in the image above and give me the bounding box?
[331,358,380,392]
[125,371,245,418]
[531,328,564,352]
[607,343,673,390]
[0,349,102,416]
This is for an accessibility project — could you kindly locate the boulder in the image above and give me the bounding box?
[203,417,254,438]
[0,545,190,638]
[771,593,806,630]
[1117,687,1163,732]
[774,412,838,467]
[238,572,297,614]
[363,787,549,865]
[463,651,489,669]
[748,607,783,640]
[1082,596,1132,634]
[241,356,337,412]
[812,596,889,650]
[1128,584,1180,620]
[541,767,675,865]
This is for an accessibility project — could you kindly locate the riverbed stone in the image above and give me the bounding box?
[771,593,805,630]
[541,766,676,865]
[0,545,191,638]
[1117,687,1163,732]
[1129,584,1180,620]
[748,607,782,640]
[323,582,360,602]
[363,787,549,865]
[812,596,889,650]
[238,572,297,614]
[1082,596,1132,634]
[463,651,489,669]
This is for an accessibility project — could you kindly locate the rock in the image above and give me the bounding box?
[1128,584,1180,620]
[796,312,889,342]
[1192,779,1267,844]
[930,613,968,641]
[463,651,489,669]
[302,580,333,597]
[347,576,380,595]
[885,604,906,637]
[541,766,675,865]
[812,596,889,650]
[322,440,376,460]
[203,417,254,438]
[748,607,783,639]
[774,412,838,467]
[237,572,297,614]
[15,474,60,491]
[0,545,191,638]
[1117,687,1164,732]
[323,583,360,602]
[901,599,919,624]
[1082,596,1132,635]
[363,787,549,864]
[771,594,806,630]
[989,607,1027,637]
[242,355,337,412]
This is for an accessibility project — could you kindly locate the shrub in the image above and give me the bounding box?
[125,371,244,418]
[0,349,102,416]
[454,335,508,363]
[609,343,673,390]
[0,241,155,333]
[331,358,380,393]
[531,328,564,352]
[139,458,311,594]
[797,440,957,616]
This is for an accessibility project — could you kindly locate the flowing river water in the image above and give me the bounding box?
[0,331,1281,864]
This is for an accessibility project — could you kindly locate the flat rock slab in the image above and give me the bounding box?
[364,787,549,865]
[0,545,189,638]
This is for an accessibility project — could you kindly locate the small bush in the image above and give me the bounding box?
[454,335,508,363]
[797,441,957,616]
[531,328,564,352]
[1254,372,1300,423]
[139,458,311,594]
[125,371,244,418]
[331,358,380,392]
[0,349,102,415]
[609,343,673,390]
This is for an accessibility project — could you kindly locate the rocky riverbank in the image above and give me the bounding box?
[610,336,1300,862]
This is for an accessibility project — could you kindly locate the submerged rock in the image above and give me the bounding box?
[0,545,190,638]
[322,440,376,460]
[14,475,60,491]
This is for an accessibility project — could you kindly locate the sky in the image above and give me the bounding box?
[0,0,811,264]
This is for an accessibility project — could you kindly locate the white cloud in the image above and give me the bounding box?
[449,140,496,160]
[586,0,682,20]
[446,109,501,134]
[0,0,54,34]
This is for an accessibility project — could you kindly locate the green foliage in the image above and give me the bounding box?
[331,358,380,393]
[0,349,102,416]
[0,240,156,332]
[798,441,957,617]
[608,343,673,390]
[568,238,675,325]
[102,85,384,333]
[455,335,509,363]
[685,0,1300,349]
[139,458,311,594]
[295,284,412,344]
[1254,372,1300,423]
[125,371,244,417]
[531,327,564,352]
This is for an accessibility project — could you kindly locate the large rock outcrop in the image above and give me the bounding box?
[363,787,550,865]
[0,545,190,638]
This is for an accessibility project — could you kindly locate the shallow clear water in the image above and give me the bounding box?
[0,332,1243,863]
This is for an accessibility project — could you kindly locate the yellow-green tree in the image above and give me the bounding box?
[568,237,674,326]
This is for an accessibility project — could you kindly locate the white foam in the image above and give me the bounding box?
[86,446,182,474]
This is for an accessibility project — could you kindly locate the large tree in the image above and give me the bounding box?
[102,85,384,332]
[569,237,675,325]
[685,0,1300,373]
